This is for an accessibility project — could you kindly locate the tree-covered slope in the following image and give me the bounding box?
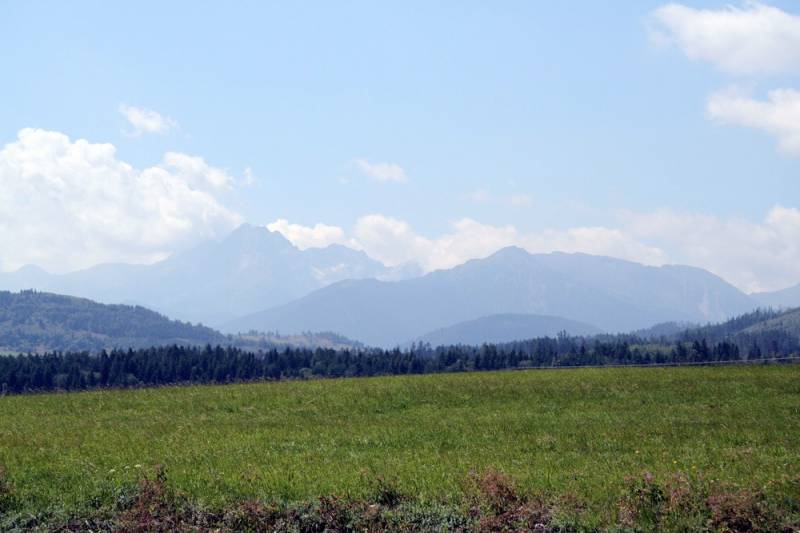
[646,307,800,357]
[0,290,226,353]
[742,307,800,336]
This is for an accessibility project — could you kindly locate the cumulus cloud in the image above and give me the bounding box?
[119,104,178,136]
[162,152,234,189]
[0,128,242,273]
[267,219,346,249]
[619,206,800,292]
[651,2,800,74]
[707,88,800,155]
[271,215,667,273]
[354,158,408,183]
[269,208,800,292]
[350,214,434,266]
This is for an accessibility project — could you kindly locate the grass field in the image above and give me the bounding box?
[1,365,799,527]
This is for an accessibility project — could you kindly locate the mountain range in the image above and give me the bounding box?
[3,224,798,348]
[226,246,758,347]
[0,224,421,326]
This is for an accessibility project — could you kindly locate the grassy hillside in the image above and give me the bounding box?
[1,365,797,528]
[0,290,225,353]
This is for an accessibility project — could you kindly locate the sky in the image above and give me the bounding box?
[1,1,799,293]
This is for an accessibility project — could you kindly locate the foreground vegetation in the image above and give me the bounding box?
[1,365,798,530]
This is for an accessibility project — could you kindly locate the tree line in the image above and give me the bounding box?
[1,330,795,395]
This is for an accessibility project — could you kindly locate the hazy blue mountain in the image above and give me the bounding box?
[226,247,757,347]
[0,225,418,326]
[412,313,602,347]
[751,283,800,310]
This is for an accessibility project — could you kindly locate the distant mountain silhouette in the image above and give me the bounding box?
[0,224,419,326]
[751,283,800,310]
[226,247,757,347]
[412,313,602,346]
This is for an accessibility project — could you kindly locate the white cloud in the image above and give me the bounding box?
[267,208,800,292]
[350,214,435,266]
[162,151,234,189]
[620,206,800,292]
[521,226,668,267]
[119,104,178,136]
[651,2,800,75]
[267,219,346,249]
[707,88,800,155]
[354,158,408,183]
[0,128,242,273]
[270,214,667,273]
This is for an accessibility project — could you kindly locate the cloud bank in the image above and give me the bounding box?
[0,128,242,273]
[2,123,795,294]
[268,207,800,293]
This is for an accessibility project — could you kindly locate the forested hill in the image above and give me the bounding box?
[0,290,226,353]
[670,307,800,349]
[1,305,798,394]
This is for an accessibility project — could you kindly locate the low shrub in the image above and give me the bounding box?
[3,467,798,531]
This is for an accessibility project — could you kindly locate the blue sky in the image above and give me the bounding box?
[1,1,799,292]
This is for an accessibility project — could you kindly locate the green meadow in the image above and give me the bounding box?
[1,365,798,522]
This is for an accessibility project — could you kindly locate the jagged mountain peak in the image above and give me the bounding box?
[0,225,421,327]
[220,223,296,251]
